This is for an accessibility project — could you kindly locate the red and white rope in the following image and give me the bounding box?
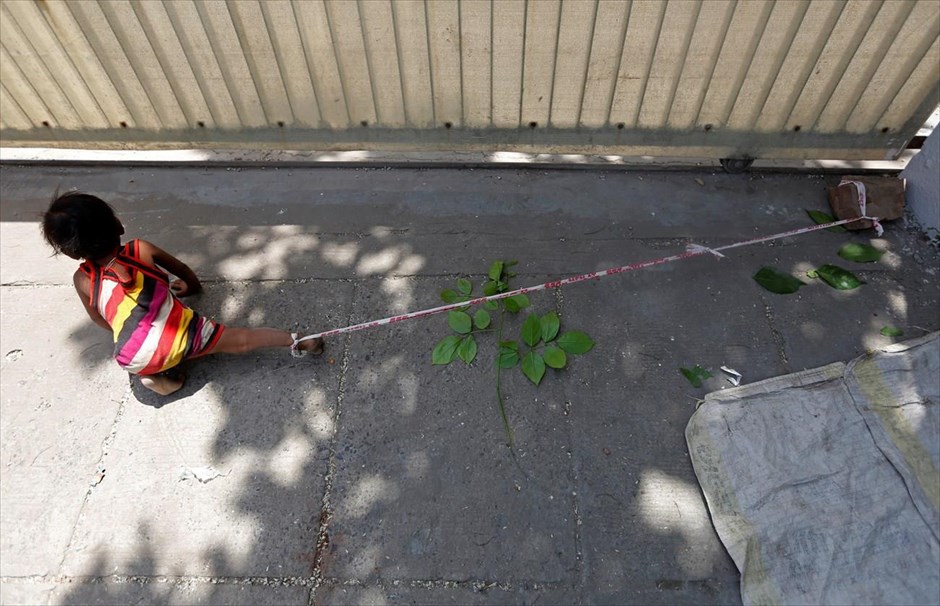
[297,215,878,343]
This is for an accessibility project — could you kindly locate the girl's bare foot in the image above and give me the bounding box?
[141,369,186,395]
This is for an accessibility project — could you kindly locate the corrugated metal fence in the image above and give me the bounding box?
[1,0,938,160]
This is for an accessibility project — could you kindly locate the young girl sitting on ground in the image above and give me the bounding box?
[42,191,324,396]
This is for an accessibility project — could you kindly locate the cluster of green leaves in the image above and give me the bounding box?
[440,261,531,313]
[432,260,594,387]
[753,212,907,342]
[432,261,530,366]
[754,217,886,295]
[687,212,901,389]
[431,309,489,365]
[497,312,594,385]
[431,260,596,445]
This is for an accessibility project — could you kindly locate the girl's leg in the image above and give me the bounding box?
[210,327,324,355]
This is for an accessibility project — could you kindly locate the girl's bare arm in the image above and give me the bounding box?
[73,269,111,331]
[138,240,203,296]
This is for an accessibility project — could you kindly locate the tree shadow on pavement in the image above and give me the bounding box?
[1,165,937,605]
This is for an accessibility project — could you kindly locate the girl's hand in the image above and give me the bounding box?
[170,279,200,297]
[140,241,204,298]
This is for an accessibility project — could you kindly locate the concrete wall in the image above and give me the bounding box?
[901,127,940,235]
[1,0,939,160]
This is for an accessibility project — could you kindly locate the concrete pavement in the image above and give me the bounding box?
[1,164,938,605]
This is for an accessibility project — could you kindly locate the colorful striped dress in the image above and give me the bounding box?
[79,240,224,375]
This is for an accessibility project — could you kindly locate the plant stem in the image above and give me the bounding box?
[495,308,514,447]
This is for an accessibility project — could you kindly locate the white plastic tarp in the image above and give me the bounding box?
[687,333,940,605]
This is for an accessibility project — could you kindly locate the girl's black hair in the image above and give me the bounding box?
[41,192,123,260]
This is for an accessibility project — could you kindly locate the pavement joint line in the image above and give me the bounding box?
[203,278,357,286]
[0,281,69,288]
[0,574,570,591]
[552,287,585,576]
[553,286,586,604]
[308,284,357,605]
[0,574,315,587]
[552,287,587,604]
[760,293,792,374]
[318,576,571,592]
[55,384,132,576]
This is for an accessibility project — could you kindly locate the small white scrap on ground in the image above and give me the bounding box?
[720,365,742,386]
[91,468,106,486]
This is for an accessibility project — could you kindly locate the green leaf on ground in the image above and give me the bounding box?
[483,300,499,311]
[489,261,504,281]
[680,365,712,388]
[806,209,847,232]
[522,313,542,347]
[543,346,567,369]
[448,310,472,334]
[753,266,806,294]
[441,288,460,303]
[838,243,884,263]
[432,336,462,365]
[483,280,499,296]
[457,278,472,295]
[540,311,560,342]
[812,264,865,290]
[521,351,546,385]
[504,294,530,313]
[457,335,478,364]
[880,326,904,337]
[498,341,520,368]
[807,209,835,224]
[474,309,491,329]
[557,331,595,354]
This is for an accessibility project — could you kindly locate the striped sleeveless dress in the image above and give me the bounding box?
[79,240,224,375]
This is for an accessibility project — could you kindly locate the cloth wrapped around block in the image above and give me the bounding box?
[828,176,905,231]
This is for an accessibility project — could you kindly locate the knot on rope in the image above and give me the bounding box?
[840,179,884,236]
[686,243,726,258]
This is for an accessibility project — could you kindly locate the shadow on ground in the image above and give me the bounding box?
[1,165,937,606]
